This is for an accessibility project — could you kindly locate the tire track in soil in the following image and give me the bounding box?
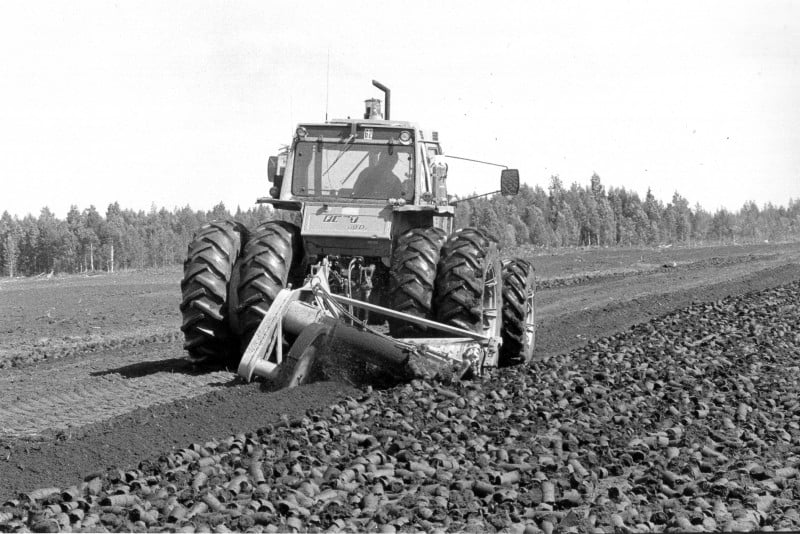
[0,260,798,502]
[0,342,236,438]
[535,250,778,290]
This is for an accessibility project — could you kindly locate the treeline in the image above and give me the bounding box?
[1,174,799,277]
[0,202,272,277]
[454,174,800,249]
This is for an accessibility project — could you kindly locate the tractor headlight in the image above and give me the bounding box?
[296,126,308,138]
[398,131,412,145]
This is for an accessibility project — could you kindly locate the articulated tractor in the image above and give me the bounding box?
[180,81,536,388]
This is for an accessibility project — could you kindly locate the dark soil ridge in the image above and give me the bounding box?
[535,262,799,361]
[536,252,775,290]
[0,263,797,503]
[0,331,182,370]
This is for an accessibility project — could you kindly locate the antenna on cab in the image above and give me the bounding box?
[325,49,330,121]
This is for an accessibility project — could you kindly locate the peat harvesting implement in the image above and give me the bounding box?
[180,81,537,388]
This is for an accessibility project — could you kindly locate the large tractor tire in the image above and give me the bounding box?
[433,228,502,338]
[499,259,536,366]
[180,220,247,365]
[388,227,447,337]
[236,220,304,345]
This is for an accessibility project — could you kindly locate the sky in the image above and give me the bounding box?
[1,0,799,219]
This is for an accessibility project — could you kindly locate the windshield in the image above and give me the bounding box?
[292,142,414,200]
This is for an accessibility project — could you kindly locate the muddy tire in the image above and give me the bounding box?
[499,259,536,366]
[388,227,447,337]
[180,220,247,364]
[236,221,304,344]
[433,228,501,338]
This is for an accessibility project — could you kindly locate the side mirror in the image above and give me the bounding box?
[500,169,520,196]
[267,156,278,183]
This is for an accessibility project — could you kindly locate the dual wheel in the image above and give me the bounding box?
[388,227,536,366]
[179,219,303,365]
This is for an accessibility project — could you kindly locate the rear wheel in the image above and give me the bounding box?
[388,227,447,337]
[236,220,304,345]
[433,228,501,339]
[180,220,247,364]
[499,259,536,366]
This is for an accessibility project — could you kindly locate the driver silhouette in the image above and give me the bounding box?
[353,149,407,199]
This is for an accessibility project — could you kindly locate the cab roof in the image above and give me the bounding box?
[324,118,415,129]
[298,119,439,143]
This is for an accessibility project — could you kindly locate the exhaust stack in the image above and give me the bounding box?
[371,80,390,120]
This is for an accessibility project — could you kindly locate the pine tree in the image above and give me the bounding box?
[0,211,21,277]
[643,189,662,244]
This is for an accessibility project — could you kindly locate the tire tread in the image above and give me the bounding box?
[179,219,246,363]
[499,259,535,366]
[388,227,447,337]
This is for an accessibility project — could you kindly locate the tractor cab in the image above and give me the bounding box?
[264,121,449,208]
[261,90,455,259]
[289,122,418,202]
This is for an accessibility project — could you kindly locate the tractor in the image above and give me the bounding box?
[179,81,536,387]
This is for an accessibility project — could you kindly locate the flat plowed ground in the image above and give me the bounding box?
[1,242,799,520]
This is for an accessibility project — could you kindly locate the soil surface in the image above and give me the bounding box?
[1,242,799,504]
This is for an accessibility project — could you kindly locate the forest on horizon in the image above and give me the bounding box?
[1,173,799,277]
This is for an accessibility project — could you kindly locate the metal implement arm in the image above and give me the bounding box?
[237,258,496,383]
[328,294,490,342]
